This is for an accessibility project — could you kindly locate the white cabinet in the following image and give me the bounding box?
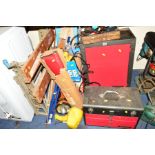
[0,27,34,122]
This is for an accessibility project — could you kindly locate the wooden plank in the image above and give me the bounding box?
[57,27,77,49]
[82,31,120,44]
[58,38,66,49]
[22,29,55,83]
[32,68,51,103]
[38,29,49,41]
[12,64,48,115]
[45,80,55,108]
[59,27,71,39]
[74,53,82,71]
[40,50,83,109]
[55,69,83,109]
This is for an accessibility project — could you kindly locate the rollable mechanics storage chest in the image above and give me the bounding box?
[80,29,136,86]
[83,86,144,128]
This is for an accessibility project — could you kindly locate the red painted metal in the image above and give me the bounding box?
[85,44,131,86]
[42,53,64,75]
[85,113,138,128]
[150,63,155,70]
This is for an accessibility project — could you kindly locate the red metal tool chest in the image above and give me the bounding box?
[83,86,144,128]
[80,29,136,86]
[85,114,138,128]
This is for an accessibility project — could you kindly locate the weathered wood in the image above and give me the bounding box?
[58,38,66,49]
[57,27,77,49]
[12,63,49,115]
[59,27,72,40]
[38,29,49,41]
[22,29,55,83]
[40,49,83,109]
[45,80,56,108]
[74,53,82,72]
[32,68,51,103]
[55,69,83,109]
[81,31,120,44]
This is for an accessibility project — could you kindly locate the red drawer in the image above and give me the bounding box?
[85,114,111,127]
[85,44,131,86]
[111,116,138,128]
[85,113,138,128]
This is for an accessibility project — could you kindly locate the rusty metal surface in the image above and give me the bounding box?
[84,86,144,111]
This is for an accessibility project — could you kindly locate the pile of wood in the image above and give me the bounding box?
[12,28,83,115]
[12,29,55,115]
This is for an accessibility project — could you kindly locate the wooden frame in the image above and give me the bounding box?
[32,67,51,103]
[22,29,55,83]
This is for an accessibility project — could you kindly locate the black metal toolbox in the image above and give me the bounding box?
[83,86,144,128]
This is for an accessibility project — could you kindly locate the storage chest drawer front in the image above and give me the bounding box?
[85,113,138,128]
[111,116,138,128]
[85,114,111,127]
[85,44,131,86]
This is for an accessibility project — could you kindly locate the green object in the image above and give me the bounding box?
[142,105,155,126]
[92,26,98,30]
[139,42,150,58]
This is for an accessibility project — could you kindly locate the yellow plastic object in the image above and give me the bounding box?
[67,107,83,129]
[55,114,68,122]
[63,51,72,62]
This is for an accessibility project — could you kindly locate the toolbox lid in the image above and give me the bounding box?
[84,86,144,111]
